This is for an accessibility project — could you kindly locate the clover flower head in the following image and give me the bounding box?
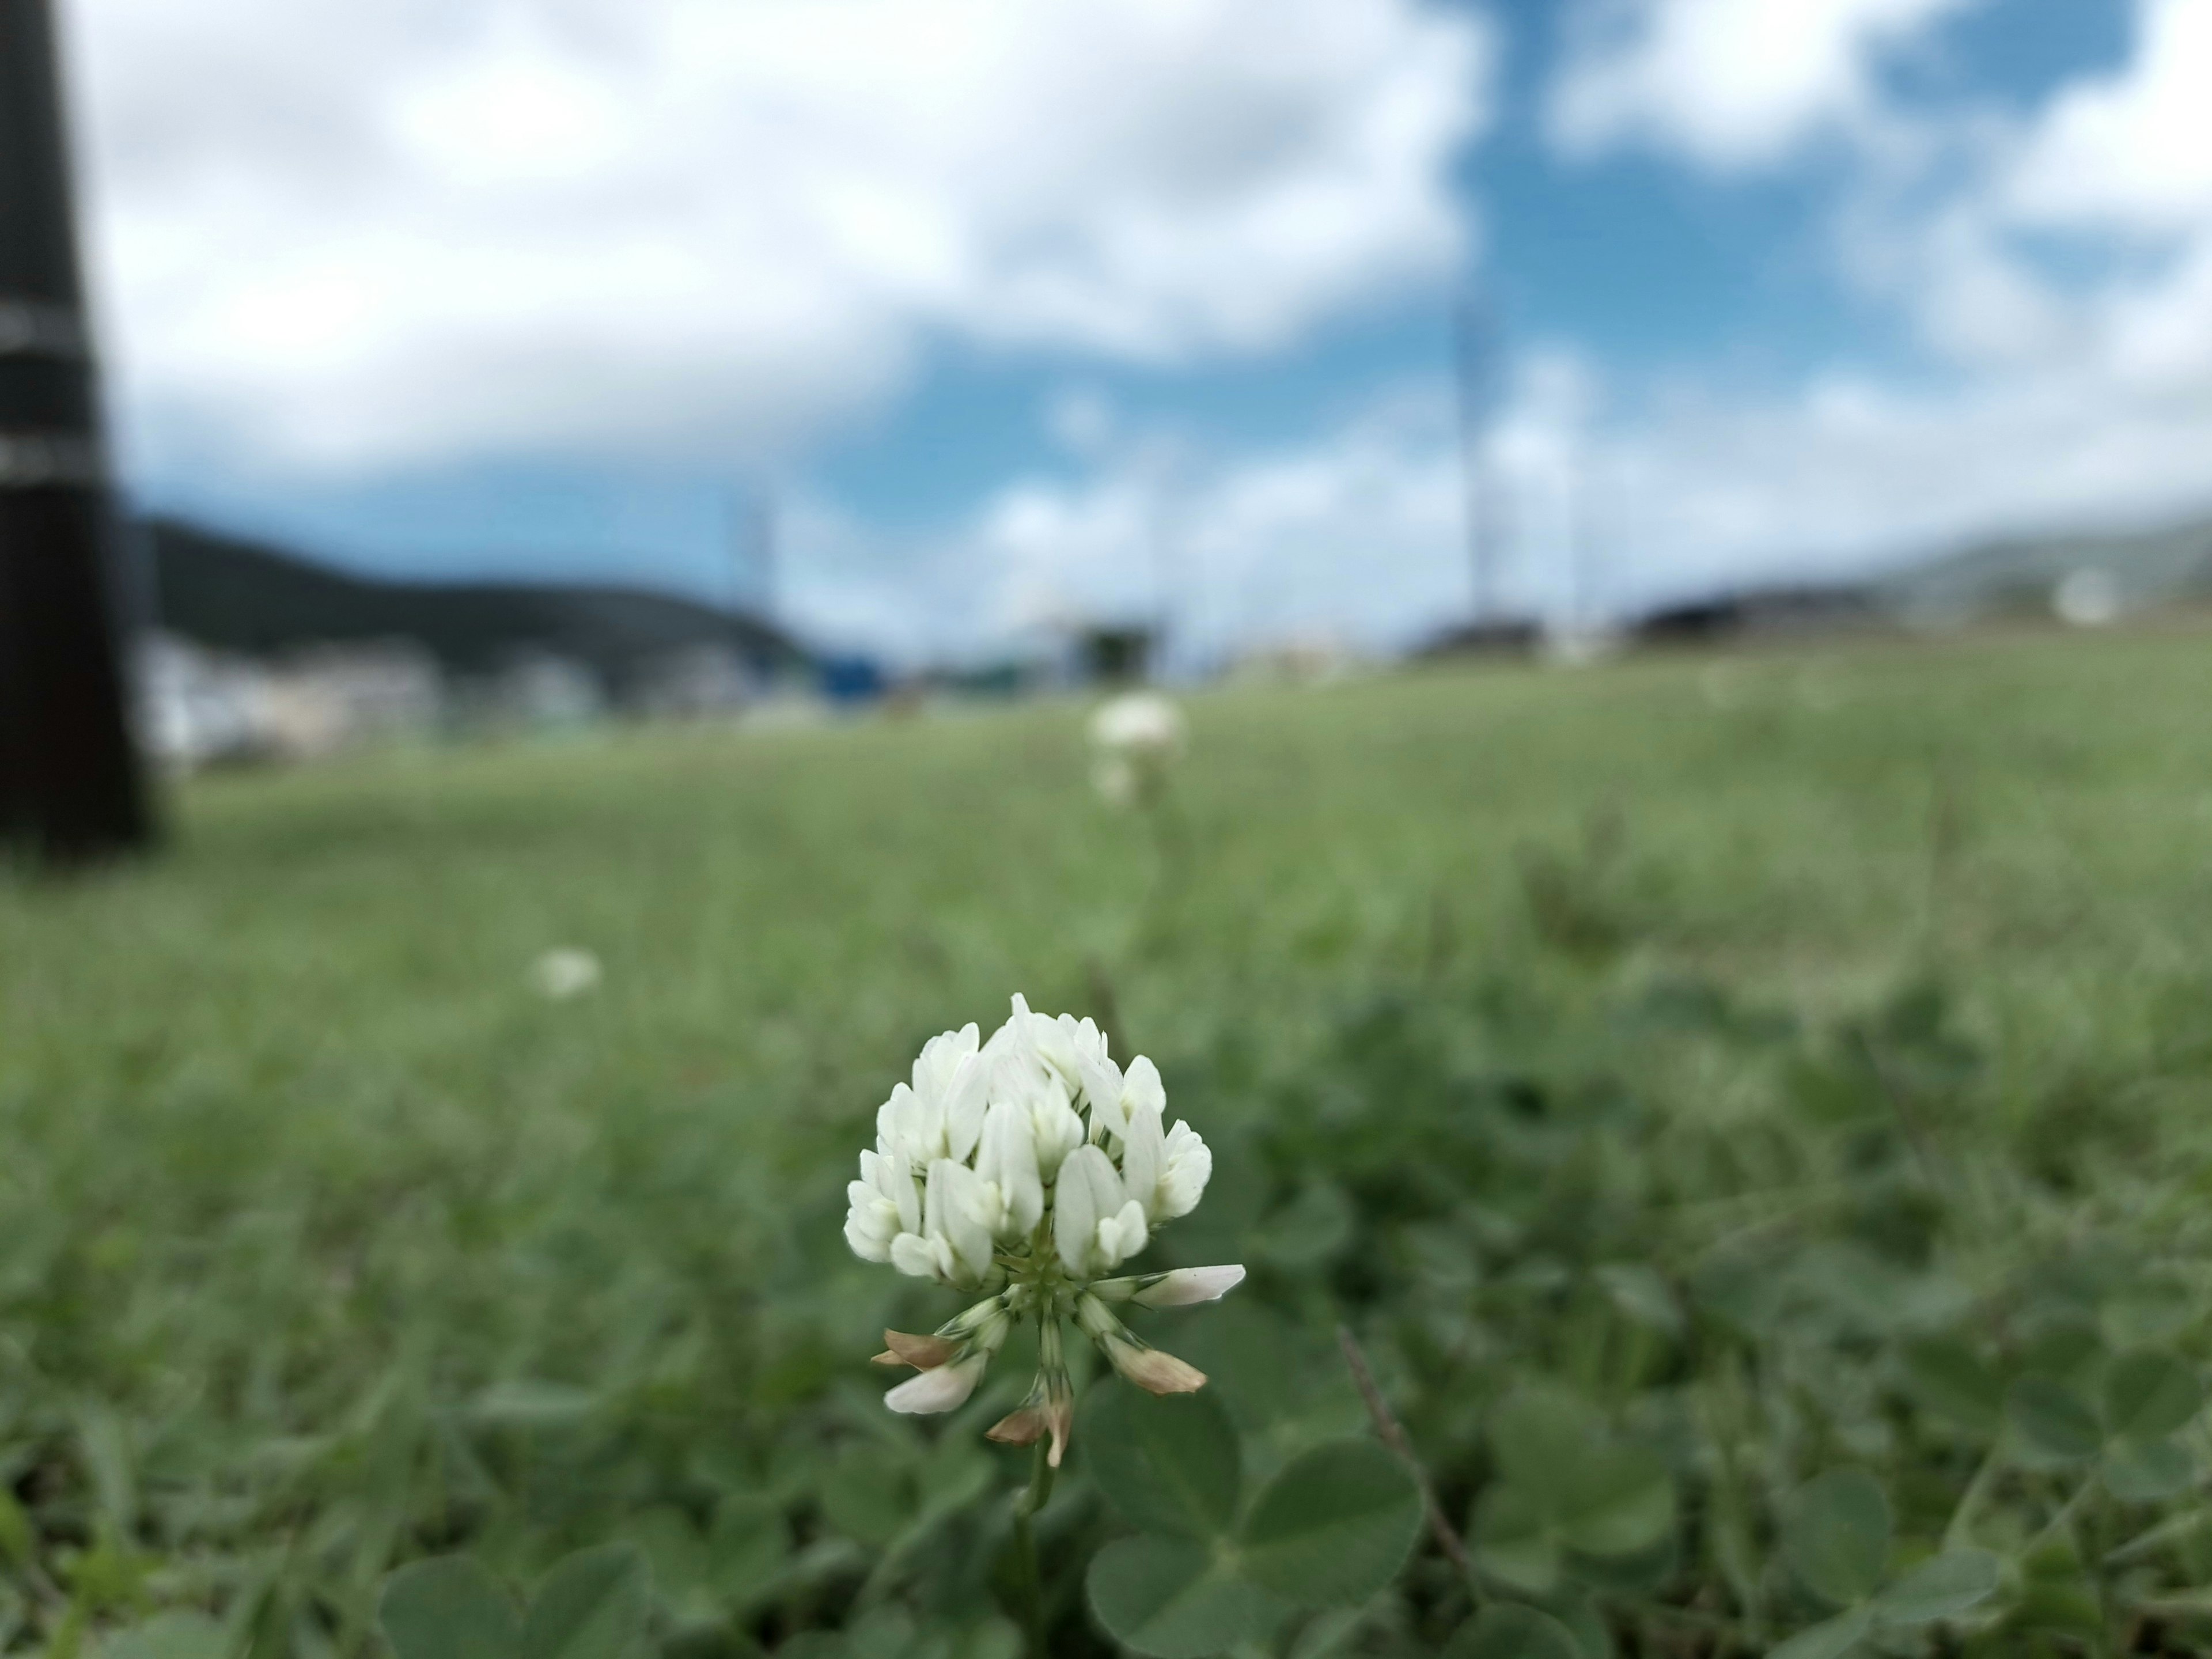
[529,947,602,1000]
[1088,692,1186,808]
[844,995,1243,1464]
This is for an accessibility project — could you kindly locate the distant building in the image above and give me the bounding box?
[139,634,444,768]
[260,642,444,757]
[1227,632,1360,685]
[475,653,605,731]
[141,634,271,770]
[819,654,887,706]
[629,643,759,719]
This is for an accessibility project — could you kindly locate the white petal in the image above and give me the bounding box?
[1120,1104,1164,1218]
[941,1051,991,1162]
[888,1233,937,1279]
[1100,1199,1149,1267]
[1119,1056,1165,1123]
[843,1209,891,1263]
[1031,1075,1085,1172]
[889,1149,921,1234]
[1055,1144,1120,1274]
[1134,1266,1245,1307]
[926,1160,996,1283]
[912,1023,980,1102]
[884,1353,987,1414]
[1052,1014,1121,1111]
[880,1081,946,1164]
[978,1099,1043,1238]
[1158,1121,1211,1219]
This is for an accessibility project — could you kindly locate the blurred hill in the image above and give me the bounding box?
[145,517,802,685]
[1882,512,2212,624]
[1625,510,2212,650]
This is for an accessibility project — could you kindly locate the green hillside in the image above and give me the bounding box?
[145,517,800,683]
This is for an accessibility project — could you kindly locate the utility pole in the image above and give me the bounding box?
[1452,289,1505,625]
[748,490,776,621]
[0,0,154,859]
[1563,443,1604,642]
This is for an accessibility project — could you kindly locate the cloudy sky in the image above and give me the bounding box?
[60,0,2212,661]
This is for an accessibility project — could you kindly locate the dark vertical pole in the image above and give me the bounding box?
[0,0,154,861]
[1452,289,1503,624]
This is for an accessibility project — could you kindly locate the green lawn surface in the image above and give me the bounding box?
[5,627,2212,1657]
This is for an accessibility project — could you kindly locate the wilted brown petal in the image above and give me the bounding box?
[1113,1340,1207,1395]
[881,1328,960,1369]
[986,1406,1048,1446]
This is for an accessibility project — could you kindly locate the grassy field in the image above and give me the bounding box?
[6,627,2212,1658]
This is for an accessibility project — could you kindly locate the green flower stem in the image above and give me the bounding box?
[2024,1472,2097,1555]
[1012,1436,1057,1659]
[1942,1442,2003,1550]
[1335,1325,1475,1589]
[1007,1310,1065,1659]
[2107,1508,2212,1567]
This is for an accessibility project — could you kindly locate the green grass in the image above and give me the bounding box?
[6,627,2212,1657]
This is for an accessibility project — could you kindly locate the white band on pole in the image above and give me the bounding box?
[0,430,103,488]
[0,300,89,359]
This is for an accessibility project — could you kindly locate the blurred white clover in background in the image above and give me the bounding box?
[529,947,603,1001]
[1087,692,1187,809]
[843,994,1241,1465]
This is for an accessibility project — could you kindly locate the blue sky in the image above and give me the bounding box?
[69,0,2211,659]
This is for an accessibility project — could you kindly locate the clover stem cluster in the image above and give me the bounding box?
[844,995,1243,1465]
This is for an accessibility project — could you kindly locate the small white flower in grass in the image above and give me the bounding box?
[1089,691,1185,757]
[530,948,601,1000]
[843,994,1243,1465]
[1088,691,1185,809]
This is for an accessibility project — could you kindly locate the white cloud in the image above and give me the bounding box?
[782,340,2212,662]
[1594,370,2212,603]
[780,402,1468,664]
[1549,0,1978,169]
[1979,0,2212,392]
[1838,0,2212,397]
[2007,0,2212,231]
[62,0,1490,478]
[801,0,2212,666]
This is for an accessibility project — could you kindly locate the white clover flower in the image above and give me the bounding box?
[529,948,602,1000]
[844,994,1242,1465]
[1088,692,1186,809]
[1089,691,1185,758]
